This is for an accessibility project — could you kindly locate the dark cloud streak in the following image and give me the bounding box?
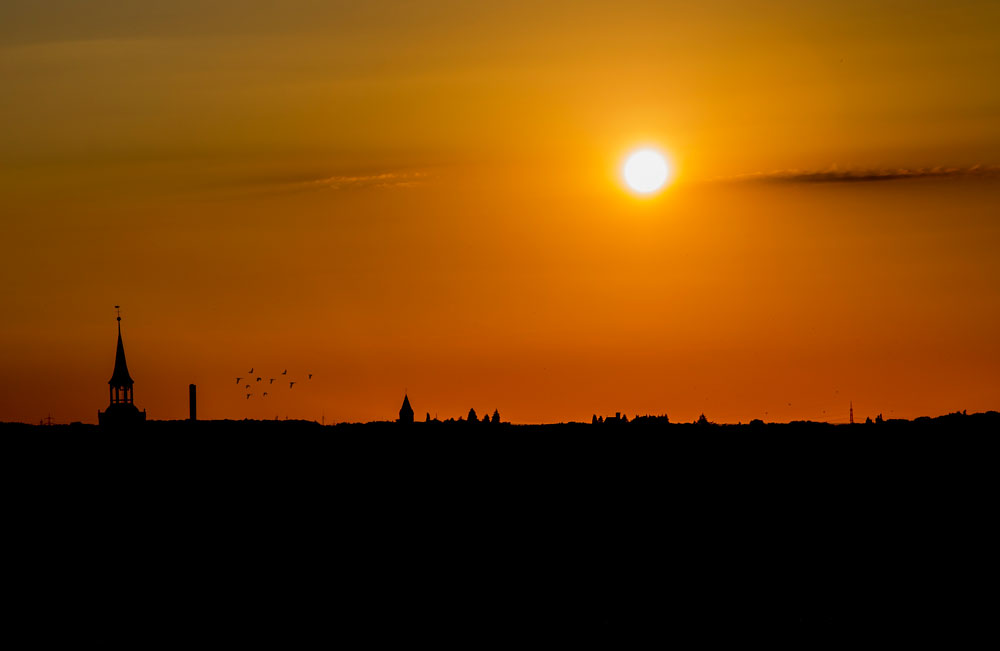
[725,165,1000,184]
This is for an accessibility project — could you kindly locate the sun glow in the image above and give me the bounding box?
[623,148,672,194]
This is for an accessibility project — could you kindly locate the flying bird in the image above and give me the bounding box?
[249,368,254,374]
[308,374,313,380]
[246,393,251,399]
[236,377,242,384]
[282,369,287,375]
[269,378,275,384]
[289,381,296,388]
[245,384,250,389]
[256,377,262,382]
[263,392,268,397]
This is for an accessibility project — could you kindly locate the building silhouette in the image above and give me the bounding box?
[98,312,146,428]
[398,394,414,424]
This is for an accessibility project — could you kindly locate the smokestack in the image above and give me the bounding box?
[189,384,197,421]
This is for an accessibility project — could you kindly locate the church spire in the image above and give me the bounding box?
[109,307,134,388]
[108,305,134,403]
[98,306,146,427]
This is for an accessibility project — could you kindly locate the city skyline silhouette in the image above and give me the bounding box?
[5,307,991,429]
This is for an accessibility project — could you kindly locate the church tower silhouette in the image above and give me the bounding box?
[98,308,147,428]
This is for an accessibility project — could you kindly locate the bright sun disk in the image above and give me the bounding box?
[623,148,671,194]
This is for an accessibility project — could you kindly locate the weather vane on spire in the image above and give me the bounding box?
[115,305,121,322]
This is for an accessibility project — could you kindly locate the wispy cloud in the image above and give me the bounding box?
[218,169,431,199]
[293,171,428,191]
[722,165,1000,184]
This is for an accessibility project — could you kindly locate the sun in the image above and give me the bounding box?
[623,148,672,194]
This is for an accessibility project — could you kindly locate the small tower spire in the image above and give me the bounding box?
[398,393,414,424]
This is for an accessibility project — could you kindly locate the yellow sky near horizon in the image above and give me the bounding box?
[2,1,999,423]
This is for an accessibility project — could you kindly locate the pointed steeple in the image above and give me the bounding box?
[398,394,414,424]
[109,315,134,387]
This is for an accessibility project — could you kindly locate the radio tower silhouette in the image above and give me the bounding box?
[849,401,854,425]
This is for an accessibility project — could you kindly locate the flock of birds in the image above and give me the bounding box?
[237,367,313,400]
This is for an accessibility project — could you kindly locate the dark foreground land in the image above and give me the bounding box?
[3,411,998,643]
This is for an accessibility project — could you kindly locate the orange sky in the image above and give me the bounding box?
[2,1,999,423]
